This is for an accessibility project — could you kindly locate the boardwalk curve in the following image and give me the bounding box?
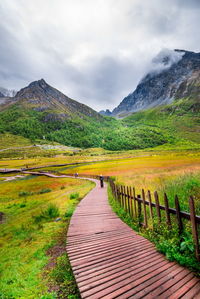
[67,179,200,298]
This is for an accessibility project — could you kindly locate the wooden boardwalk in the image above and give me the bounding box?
[67,179,200,298]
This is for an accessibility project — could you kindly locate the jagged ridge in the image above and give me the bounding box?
[112,49,200,117]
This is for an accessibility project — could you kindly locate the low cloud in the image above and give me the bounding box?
[0,0,200,111]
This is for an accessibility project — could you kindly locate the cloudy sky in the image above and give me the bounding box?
[0,0,200,111]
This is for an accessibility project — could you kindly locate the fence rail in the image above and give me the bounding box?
[108,178,200,262]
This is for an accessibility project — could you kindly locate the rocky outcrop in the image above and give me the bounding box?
[0,92,4,97]
[112,49,200,117]
[99,109,112,116]
[7,79,102,120]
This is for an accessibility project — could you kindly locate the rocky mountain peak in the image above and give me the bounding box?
[112,49,200,117]
[28,78,48,89]
[3,79,102,121]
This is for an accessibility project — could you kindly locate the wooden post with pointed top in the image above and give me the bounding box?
[164,193,171,227]
[189,196,200,261]
[175,195,183,235]
[123,185,127,212]
[132,187,137,217]
[148,190,153,220]
[120,185,124,209]
[129,186,133,218]
[127,186,131,215]
[142,189,148,227]
[137,195,142,226]
[154,191,161,223]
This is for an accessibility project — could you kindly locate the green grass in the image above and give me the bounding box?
[158,172,200,213]
[0,96,199,151]
[0,175,95,298]
[108,184,200,275]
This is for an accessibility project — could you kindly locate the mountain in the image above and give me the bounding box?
[1,79,101,121]
[0,92,4,98]
[99,109,112,116]
[0,87,17,97]
[112,49,200,117]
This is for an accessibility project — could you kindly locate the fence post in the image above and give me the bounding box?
[175,195,183,235]
[164,193,171,227]
[132,187,137,217]
[127,186,131,215]
[129,186,133,218]
[154,191,161,223]
[137,195,142,226]
[121,185,124,209]
[189,196,200,261]
[142,189,148,227]
[147,190,153,219]
[124,186,128,213]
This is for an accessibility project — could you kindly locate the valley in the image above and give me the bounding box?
[0,49,200,298]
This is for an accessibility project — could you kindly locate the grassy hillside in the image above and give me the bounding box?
[123,97,200,145]
[0,96,199,151]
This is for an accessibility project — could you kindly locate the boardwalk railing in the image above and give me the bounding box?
[108,179,200,262]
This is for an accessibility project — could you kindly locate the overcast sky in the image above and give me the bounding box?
[0,0,200,111]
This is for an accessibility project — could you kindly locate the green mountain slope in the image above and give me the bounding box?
[0,79,199,151]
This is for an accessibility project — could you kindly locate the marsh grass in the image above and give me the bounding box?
[0,176,94,298]
[158,172,200,213]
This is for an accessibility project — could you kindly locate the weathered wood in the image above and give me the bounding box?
[175,195,183,235]
[147,190,153,219]
[164,193,171,227]
[127,186,131,215]
[121,186,125,209]
[129,186,133,218]
[189,196,200,262]
[137,195,142,226]
[132,187,137,218]
[66,177,200,298]
[123,185,128,212]
[154,191,161,222]
[142,189,148,227]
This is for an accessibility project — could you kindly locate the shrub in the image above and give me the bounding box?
[19,191,33,197]
[33,204,60,223]
[60,186,65,190]
[69,193,79,200]
[38,188,52,194]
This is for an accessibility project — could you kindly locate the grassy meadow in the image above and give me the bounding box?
[0,174,94,298]
[0,132,200,297]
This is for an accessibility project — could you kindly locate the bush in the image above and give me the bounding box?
[33,204,60,223]
[60,186,65,190]
[38,188,52,194]
[19,191,33,197]
[69,193,79,200]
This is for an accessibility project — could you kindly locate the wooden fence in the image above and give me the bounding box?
[108,178,200,262]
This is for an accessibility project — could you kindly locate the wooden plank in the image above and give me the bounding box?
[164,192,171,227]
[147,190,153,219]
[142,189,148,227]
[129,186,133,218]
[154,191,161,222]
[132,187,137,218]
[175,195,183,235]
[189,196,200,261]
[66,177,200,299]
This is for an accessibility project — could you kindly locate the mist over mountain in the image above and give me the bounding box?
[0,87,17,97]
[112,49,200,117]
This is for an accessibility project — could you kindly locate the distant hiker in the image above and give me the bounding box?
[75,173,78,178]
[100,175,104,188]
